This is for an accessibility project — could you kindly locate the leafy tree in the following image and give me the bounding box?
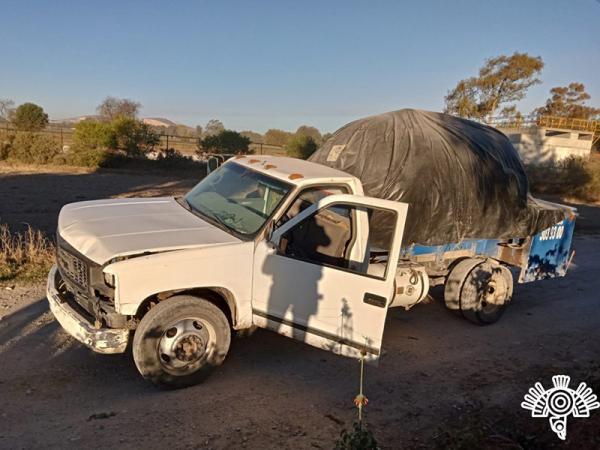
[97,96,141,121]
[264,128,293,146]
[444,79,480,118]
[110,117,159,156]
[199,129,251,154]
[204,119,225,136]
[534,83,600,120]
[499,105,524,125]
[195,125,203,137]
[444,52,544,121]
[9,133,60,164]
[12,103,49,131]
[321,132,333,143]
[0,99,14,120]
[72,120,114,152]
[240,130,264,143]
[286,135,318,160]
[296,125,322,144]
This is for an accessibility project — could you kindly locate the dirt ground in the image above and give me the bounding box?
[1,164,599,449]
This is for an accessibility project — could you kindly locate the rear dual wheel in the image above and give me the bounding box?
[444,258,513,325]
[132,295,231,388]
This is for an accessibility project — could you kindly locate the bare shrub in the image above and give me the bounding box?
[0,224,55,283]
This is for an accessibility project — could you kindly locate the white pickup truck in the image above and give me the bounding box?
[47,155,574,387]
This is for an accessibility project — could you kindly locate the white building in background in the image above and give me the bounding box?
[501,126,594,165]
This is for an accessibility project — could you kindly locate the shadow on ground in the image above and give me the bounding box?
[0,170,199,234]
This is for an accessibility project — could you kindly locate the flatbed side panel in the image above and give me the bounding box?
[401,238,501,263]
[518,217,576,283]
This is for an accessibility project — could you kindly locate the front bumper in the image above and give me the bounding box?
[46,265,129,354]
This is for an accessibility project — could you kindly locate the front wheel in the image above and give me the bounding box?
[132,295,231,388]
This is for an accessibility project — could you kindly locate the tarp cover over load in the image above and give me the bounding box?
[309,109,567,246]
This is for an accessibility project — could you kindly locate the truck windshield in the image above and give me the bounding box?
[184,162,292,237]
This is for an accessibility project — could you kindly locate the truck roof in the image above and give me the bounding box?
[230,155,358,185]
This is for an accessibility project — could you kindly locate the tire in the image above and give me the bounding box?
[132,295,231,388]
[444,258,513,325]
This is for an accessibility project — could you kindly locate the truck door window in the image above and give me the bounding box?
[279,204,396,279]
[278,185,350,227]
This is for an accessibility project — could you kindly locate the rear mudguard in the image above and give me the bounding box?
[519,217,576,283]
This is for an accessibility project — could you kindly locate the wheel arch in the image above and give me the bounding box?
[135,286,238,328]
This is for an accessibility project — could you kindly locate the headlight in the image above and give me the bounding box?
[103,272,116,288]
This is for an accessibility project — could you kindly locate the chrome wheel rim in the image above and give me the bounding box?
[158,318,215,375]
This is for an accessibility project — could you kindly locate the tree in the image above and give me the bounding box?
[444,52,544,121]
[321,132,333,143]
[295,125,322,144]
[8,133,60,164]
[286,135,318,160]
[264,128,293,146]
[204,119,225,136]
[12,103,49,131]
[110,116,159,156]
[195,125,203,137]
[97,96,141,121]
[534,83,600,120]
[0,99,14,120]
[498,105,524,125]
[199,129,251,154]
[72,120,114,152]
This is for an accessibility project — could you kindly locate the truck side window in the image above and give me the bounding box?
[277,185,350,227]
[280,204,353,269]
[279,204,397,279]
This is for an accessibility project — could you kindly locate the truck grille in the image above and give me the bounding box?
[57,247,89,289]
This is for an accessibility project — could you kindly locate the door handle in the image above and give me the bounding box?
[363,292,387,308]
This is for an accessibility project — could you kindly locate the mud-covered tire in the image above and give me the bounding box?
[444,258,513,325]
[132,295,231,389]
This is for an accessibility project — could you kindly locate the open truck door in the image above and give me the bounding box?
[252,194,408,361]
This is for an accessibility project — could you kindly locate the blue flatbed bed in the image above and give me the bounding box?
[400,216,576,283]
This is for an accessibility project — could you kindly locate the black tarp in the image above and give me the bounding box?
[309,109,567,246]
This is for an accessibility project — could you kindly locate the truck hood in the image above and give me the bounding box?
[58,197,240,264]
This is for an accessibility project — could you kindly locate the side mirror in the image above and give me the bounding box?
[266,223,287,253]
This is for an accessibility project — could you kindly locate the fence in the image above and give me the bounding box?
[4,114,597,152]
[490,115,600,146]
[488,114,600,133]
[0,122,285,156]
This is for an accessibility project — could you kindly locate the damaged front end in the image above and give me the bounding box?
[47,265,129,353]
[47,237,131,354]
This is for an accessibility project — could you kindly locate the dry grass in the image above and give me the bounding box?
[0,224,55,284]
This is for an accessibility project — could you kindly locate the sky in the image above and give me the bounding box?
[1,0,599,133]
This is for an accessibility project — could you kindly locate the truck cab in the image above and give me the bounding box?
[47,156,411,387]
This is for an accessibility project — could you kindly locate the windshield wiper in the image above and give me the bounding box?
[206,211,231,230]
[176,196,193,212]
[179,196,246,236]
